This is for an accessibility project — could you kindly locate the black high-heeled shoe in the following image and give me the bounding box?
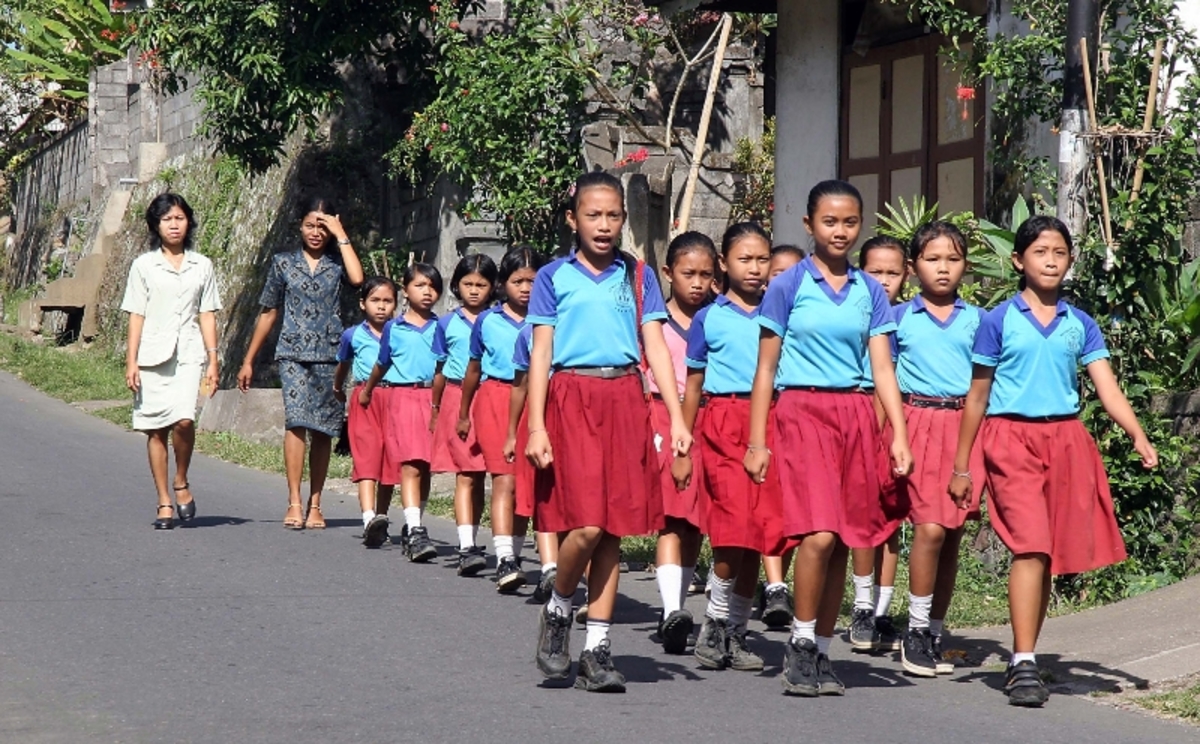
[154,504,174,530]
[174,482,196,522]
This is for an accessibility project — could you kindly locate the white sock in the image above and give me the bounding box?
[584,619,611,651]
[875,586,895,617]
[930,619,945,638]
[457,524,475,550]
[657,564,683,617]
[548,589,572,617]
[1011,651,1036,665]
[853,574,874,611]
[766,581,788,593]
[908,593,933,630]
[403,507,421,530]
[680,565,696,605]
[706,574,734,621]
[472,524,480,543]
[791,618,817,644]
[513,535,525,560]
[494,535,514,560]
[815,635,833,656]
[362,509,375,527]
[541,561,557,576]
[728,593,753,633]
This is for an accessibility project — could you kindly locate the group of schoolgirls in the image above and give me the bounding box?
[335,245,571,600]
[528,172,1159,708]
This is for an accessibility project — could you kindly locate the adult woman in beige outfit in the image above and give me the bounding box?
[122,193,222,530]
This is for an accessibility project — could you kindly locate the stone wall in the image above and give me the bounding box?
[1185,198,1200,261]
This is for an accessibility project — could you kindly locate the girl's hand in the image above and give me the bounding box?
[744,446,770,484]
[456,416,471,441]
[890,440,914,477]
[948,473,972,510]
[316,212,348,244]
[671,453,692,491]
[1134,435,1159,469]
[333,386,346,404]
[428,409,439,433]
[125,361,140,394]
[503,435,517,463]
[237,362,254,392]
[358,388,372,408]
[669,422,693,458]
[204,363,219,398]
[526,430,553,470]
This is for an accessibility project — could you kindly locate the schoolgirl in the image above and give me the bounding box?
[333,276,401,548]
[431,255,494,576]
[459,246,546,591]
[650,231,717,655]
[746,180,912,697]
[679,222,777,672]
[849,235,910,652]
[529,171,691,693]
[360,262,443,563]
[877,222,984,677]
[949,215,1157,707]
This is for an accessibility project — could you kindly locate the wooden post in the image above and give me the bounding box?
[1080,37,1115,266]
[1125,39,1164,228]
[675,13,733,236]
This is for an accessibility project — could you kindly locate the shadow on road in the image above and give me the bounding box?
[179,515,253,528]
[952,635,1149,695]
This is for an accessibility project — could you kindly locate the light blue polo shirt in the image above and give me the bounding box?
[376,315,438,384]
[759,257,895,388]
[685,295,761,394]
[892,296,983,398]
[512,324,534,372]
[337,322,402,384]
[528,250,667,368]
[971,294,1109,417]
[470,305,525,381]
[431,308,476,381]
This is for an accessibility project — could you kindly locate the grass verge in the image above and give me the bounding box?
[0,334,128,402]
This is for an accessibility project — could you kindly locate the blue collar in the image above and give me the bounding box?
[1012,294,1067,337]
[567,248,626,282]
[714,293,761,318]
[394,314,436,332]
[911,295,966,313]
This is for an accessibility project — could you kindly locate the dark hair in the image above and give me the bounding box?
[568,170,640,297]
[145,192,196,250]
[449,253,498,303]
[403,262,443,295]
[770,244,805,259]
[359,275,397,302]
[806,179,863,219]
[1013,215,1073,291]
[908,221,967,261]
[298,195,338,219]
[859,235,906,269]
[666,231,718,268]
[497,245,547,302]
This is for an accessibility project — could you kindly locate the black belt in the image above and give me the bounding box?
[780,386,865,394]
[384,381,432,389]
[443,378,462,387]
[903,394,966,410]
[557,365,638,379]
[486,377,515,385]
[650,392,684,402]
[990,413,1078,423]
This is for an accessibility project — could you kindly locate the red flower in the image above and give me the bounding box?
[430,4,438,12]
[956,86,976,101]
[628,147,649,162]
[440,122,449,132]
[100,28,120,41]
[112,0,127,9]
[449,20,459,30]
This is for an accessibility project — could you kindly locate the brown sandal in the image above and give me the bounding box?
[304,504,326,530]
[283,503,305,530]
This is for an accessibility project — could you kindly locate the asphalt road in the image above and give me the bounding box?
[0,369,1193,744]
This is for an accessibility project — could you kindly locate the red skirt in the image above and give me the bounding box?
[515,405,535,519]
[772,389,888,548]
[651,398,701,527]
[534,372,663,537]
[698,396,785,554]
[384,386,433,465]
[431,383,485,473]
[473,379,516,476]
[982,416,1127,575]
[880,404,984,529]
[348,385,398,485]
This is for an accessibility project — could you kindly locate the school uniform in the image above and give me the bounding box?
[337,322,400,486]
[972,294,1126,575]
[469,305,527,476]
[430,309,486,473]
[686,296,784,554]
[878,296,987,528]
[376,315,438,465]
[758,257,895,548]
[511,324,536,519]
[648,315,702,528]
[527,251,666,537]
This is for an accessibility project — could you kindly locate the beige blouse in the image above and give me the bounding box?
[120,250,223,367]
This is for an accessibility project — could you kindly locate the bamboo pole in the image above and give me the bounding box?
[1080,37,1116,266]
[1124,39,1164,229]
[675,13,733,235]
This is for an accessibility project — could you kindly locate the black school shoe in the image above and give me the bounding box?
[901,628,938,678]
[362,515,389,548]
[536,606,573,679]
[533,567,557,603]
[659,609,694,655]
[930,634,954,675]
[781,637,820,697]
[575,640,627,693]
[405,526,438,563]
[1005,660,1050,707]
[457,546,488,576]
[761,585,794,629]
[875,615,901,651]
[694,617,730,669]
[815,652,845,695]
[848,608,879,651]
[495,556,527,592]
[728,628,765,672]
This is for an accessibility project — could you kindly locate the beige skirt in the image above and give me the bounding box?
[132,353,203,431]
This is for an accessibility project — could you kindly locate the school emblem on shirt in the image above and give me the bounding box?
[610,279,636,313]
[854,295,872,330]
[1062,326,1084,355]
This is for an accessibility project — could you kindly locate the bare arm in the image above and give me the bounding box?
[681,368,705,432]
[125,313,145,393]
[317,213,364,286]
[458,358,483,439]
[504,369,529,462]
[524,325,554,469]
[643,320,692,456]
[948,365,995,507]
[744,329,782,483]
[198,310,219,396]
[358,363,386,408]
[237,308,279,391]
[869,334,912,476]
[1088,359,1158,467]
[332,361,350,404]
[430,363,447,432]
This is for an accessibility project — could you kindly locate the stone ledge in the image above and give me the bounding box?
[198,388,287,444]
